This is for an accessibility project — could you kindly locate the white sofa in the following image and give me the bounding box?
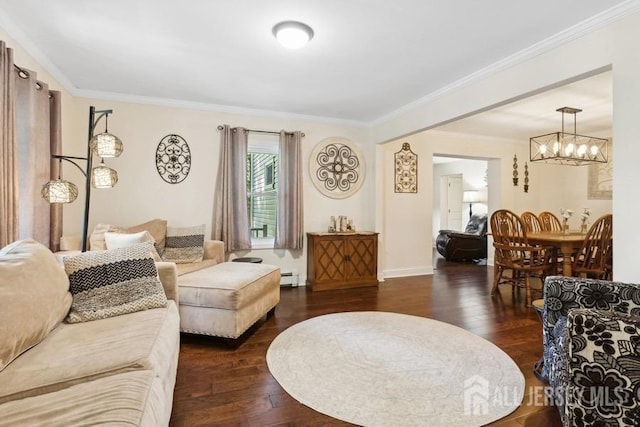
[0,240,180,426]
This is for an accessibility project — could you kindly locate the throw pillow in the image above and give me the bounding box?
[162,224,205,264]
[63,241,167,323]
[0,240,72,372]
[89,223,126,250]
[89,219,168,255]
[104,230,162,261]
[126,219,168,256]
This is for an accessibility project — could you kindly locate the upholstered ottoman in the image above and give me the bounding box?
[177,262,280,339]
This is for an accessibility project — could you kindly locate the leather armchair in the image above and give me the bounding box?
[436,214,487,261]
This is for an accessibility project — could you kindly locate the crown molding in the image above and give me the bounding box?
[72,89,369,128]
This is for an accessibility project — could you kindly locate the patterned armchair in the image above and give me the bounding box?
[543,276,640,426]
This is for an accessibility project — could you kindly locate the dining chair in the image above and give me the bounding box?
[572,214,613,279]
[538,211,563,232]
[521,211,543,233]
[490,209,556,306]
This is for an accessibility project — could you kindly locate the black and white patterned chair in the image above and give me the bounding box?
[542,276,640,426]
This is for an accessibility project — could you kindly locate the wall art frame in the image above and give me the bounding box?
[588,140,612,200]
[309,136,365,199]
[156,134,191,184]
[394,142,418,193]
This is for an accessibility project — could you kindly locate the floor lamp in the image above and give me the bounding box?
[462,190,481,219]
[41,106,123,251]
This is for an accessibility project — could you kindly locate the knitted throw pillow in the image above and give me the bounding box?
[63,241,167,323]
[162,224,205,264]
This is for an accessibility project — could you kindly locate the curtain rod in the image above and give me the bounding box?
[216,125,305,138]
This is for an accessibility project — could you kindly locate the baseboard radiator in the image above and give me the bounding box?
[280,272,299,287]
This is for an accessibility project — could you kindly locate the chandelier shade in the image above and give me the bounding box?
[41,179,79,203]
[529,107,608,166]
[91,161,118,188]
[90,132,123,157]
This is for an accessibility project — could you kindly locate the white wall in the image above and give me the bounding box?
[374,11,638,282]
[60,98,372,282]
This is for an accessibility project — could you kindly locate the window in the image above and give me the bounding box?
[247,135,279,247]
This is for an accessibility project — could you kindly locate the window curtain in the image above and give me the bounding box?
[213,125,251,251]
[15,67,62,250]
[0,41,18,248]
[274,130,304,249]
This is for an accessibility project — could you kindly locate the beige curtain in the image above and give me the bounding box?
[15,68,60,248]
[274,130,304,249]
[213,125,251,251]
[0,41,18,248]
[49,91,62,251]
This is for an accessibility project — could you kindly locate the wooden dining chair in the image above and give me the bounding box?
[490,209,556,306]
[521,211,543,233]
[572,214,613,279]
[538,211,563,232]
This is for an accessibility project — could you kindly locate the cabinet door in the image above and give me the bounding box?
[314,236,346,282]
[345,235,377,281]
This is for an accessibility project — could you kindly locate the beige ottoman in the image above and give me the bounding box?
[177,262,280,339]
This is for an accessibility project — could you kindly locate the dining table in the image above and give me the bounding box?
[527,230,587,276]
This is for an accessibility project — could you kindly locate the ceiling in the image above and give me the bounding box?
[0,0,627,129]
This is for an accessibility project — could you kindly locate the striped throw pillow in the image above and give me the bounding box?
[63,241,167,323]
[162,225,205,263]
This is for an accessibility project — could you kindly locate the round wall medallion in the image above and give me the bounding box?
[309,137,365,199]
[156,134,191,184]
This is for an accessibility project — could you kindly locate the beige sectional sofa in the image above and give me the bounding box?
[0,240,180,426]
[77,220,281,339]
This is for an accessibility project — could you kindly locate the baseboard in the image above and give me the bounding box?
[383,266,434,279]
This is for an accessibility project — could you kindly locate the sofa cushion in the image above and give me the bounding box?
[105,230,162,261]
[0,240,72,372]
[162,224,205,264]
[178,262,280,310]
[0,301,179,403]
[63,241,167,323]
[0,370,157,426]
[176,258,218,276]
[90,219,167,255]
[127,218,168,256]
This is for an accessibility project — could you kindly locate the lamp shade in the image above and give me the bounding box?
[41,179,78,203]
[463,190,481,204]
[91,164,118,188]
[272,21,314,49]
[90,132,123,157]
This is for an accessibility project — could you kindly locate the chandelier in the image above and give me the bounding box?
[529,107,608,166]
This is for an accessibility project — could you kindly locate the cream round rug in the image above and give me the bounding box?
[266,311,524,427]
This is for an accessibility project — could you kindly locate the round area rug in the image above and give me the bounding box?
[266,312,524,427]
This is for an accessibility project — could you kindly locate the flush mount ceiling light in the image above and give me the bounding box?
[530,107,608,166]
[272,21,314,49]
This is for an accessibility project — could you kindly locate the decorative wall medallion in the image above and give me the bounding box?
[394,142,418,193]
[309,137,365,199]
[156,134,191,184]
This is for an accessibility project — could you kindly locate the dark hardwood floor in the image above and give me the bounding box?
[170,255,563,426]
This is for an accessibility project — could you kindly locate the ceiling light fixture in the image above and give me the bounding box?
[272,21,314,49]
[529,107,608,166]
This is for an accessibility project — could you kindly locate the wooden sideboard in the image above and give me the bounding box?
[306,232,379,291]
